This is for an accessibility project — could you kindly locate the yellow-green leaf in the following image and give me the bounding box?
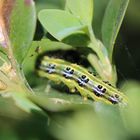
[66,0,93,25]
[102,0,129,60]
[38,9,86,41]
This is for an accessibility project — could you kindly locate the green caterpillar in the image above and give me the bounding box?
[36,55,127,106]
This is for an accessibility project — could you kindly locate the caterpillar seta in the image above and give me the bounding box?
[36,55,127,106]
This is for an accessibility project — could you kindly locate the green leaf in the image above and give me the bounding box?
[50,108,124,140]
[102,0,129,60]
[29,96,82,112]
[28,89,93,112]
[38,9,86,41]
[23,39,73,75]
[9,0,36,64]
[0,97,28,119]
[36,0,65,13]
[11,92,42,113]
[92,0,109,38]
[120,81,140,136]
[66,0,93,25]
[37,39,73,51]
[62,32,90,46]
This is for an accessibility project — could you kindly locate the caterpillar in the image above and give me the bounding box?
[36,55,127,106]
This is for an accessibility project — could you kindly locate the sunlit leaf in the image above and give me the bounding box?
[38,9,86,41]
[66,0,93,25]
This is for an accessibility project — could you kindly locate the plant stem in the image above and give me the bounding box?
[87,25,116,83]
[87,53,108,80]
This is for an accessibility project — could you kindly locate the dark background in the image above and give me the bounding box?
[115,0,140,82]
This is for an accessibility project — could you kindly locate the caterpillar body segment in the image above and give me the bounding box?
[36,56,128,106]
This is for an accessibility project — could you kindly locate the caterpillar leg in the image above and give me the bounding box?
[83,96,88,101]
[38,70,60,83]
[61,78,76,93]
[74,83,88,99]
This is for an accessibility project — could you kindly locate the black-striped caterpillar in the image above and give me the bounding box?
[36,56,127,106]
